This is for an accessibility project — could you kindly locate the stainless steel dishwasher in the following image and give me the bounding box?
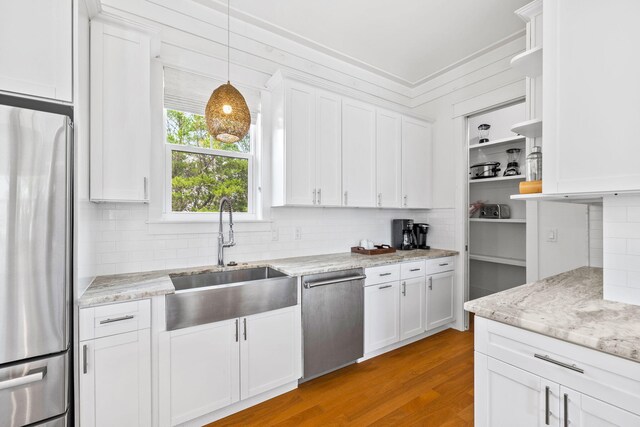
[301,268,366,381]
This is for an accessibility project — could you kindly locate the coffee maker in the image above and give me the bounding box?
[392,219,417,250]
[413,223,430,249]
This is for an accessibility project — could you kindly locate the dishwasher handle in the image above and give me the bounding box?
[304,275,367,289]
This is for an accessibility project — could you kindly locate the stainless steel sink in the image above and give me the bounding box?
[165,267,297,331]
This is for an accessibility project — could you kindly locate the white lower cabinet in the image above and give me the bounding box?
[399,277,426,341]
[475,317,640,427]
[79,330,151,427]
[364,282,400,353]
[426,270,455,330]
[159,306,301,426]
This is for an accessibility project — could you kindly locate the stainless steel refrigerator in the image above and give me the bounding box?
[0,100,72,426]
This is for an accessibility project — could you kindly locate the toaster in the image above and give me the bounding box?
[480,204,511,219]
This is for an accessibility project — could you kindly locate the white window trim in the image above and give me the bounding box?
[163,124,256,221]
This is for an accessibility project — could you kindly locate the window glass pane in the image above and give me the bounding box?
[171,151,249,213]
[166,109,251,153]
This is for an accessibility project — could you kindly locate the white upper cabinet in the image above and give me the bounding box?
[376,109,403,208]
[0,0,72,102]
[342,98,377,207]
[401,117,432,208]
[543,0,640,194]
[90,20,151,202]
[315,90,343,207]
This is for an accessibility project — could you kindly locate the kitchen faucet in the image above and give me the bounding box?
[217,196,235,266]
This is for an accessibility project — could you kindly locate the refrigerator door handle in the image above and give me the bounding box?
[0,367,47,391]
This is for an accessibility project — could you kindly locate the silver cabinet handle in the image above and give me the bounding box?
[344,191,348,206]
[312,189,317,205]
[410,268,421,272]
[379,272,392,277]
[0,367,47,391]
[143,177,148,200]
[99,315,134,325]
[428,276,433,290]
[377,193,382,207]
[545,386,550,425]
[317,188,321,205]
[379,284,392,290]
[534,354,584,374]
[563,393,569,427]
[402,281,406,296]
[304,275,366,288]
[235,319,239,342]
[243,318,247,341]
[439,263,449,267]
[403,195,408,207]
[83,344,88,374]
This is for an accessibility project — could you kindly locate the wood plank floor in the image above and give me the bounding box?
[209,324,474,426]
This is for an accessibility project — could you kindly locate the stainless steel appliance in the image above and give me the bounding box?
[301,269,365,381]
[480,204,511,219]
[413,223,430,249]
[0,98,72,427]
[392,219,417,250]
[470,161,501,179]
[503,148,522,176]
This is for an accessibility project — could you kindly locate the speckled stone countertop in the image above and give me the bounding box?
[79,248,458,307]
[465,267,640,362]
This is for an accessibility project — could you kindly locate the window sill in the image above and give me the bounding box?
[146,215,272,235]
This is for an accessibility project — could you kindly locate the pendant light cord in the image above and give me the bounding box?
[227,0,230,83]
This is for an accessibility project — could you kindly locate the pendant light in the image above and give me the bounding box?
[205,0,251,143]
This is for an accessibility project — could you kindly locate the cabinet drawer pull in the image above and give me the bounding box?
[379,272,392,277]
[428,276,433,290]
[235,319,239,342]
[545,386,550,425]
[377,193,382,207]
[312,189,317,205]
[438,263,449,267]
[409,268,421,272]
[401,282,406,296]
[563,393,569,427]
[243,318,247,341]
[534,354,584,374]
[99,314,134,325]
[83,345,88,374]
[317,188,321,205]
[378,285,392,290]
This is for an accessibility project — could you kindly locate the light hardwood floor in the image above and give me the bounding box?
[209,324,474,426]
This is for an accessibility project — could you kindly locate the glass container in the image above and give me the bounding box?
[526,146,542,181]
[478,124,490,144]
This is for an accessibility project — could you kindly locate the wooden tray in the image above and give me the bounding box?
[351,246,396,255]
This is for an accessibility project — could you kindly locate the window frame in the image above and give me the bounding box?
[163,109,257,221]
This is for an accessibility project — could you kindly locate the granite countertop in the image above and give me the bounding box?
[79,248,458,308]
[465,267,640,362]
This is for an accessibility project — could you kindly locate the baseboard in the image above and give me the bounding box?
[357,323,453,362]
[178,381,298,426]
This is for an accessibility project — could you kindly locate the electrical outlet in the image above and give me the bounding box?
[547,229,558,243]
[295,226,302,240]
[271,227,279,241]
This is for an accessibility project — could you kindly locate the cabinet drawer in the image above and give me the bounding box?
[365,264,400,286]
[425,257,454,274]
[476,317,640,416]
[80,299,151,341]
[400,260,425,279]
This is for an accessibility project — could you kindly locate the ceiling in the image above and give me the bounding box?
[216,0,531,87]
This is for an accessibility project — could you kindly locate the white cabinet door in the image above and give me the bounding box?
[399,277,425,341]
[240,306,301,399]
[285,80,316,205]
[0,0,72,101]
[376,109,402,208]
[90,21,151,202]
[477,355,559,427]
[315,90,342,206]
[401,117,432,208]
[158,320,240,426]
[426,271,454,330]
[544,0,640,194]
[364,282,400,353]
[561,386,640,427]
[342,98,376,207]
[80,330,151,427]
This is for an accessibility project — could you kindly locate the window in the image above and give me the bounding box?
[165,109,254,215]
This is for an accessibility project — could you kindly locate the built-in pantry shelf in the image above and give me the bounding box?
[469,254,526,267]
[468,135,526,150]
[469,218,526,224]
[510,119,542,138]
[510,46,543,78]
[511,192,604,205]
[469,175,525,184]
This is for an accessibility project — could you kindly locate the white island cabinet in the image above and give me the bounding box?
[474,317,640,426]
[0,0,72,102]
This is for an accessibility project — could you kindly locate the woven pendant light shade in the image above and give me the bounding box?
[205,81,251,143]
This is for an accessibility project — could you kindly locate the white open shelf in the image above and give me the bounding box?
[470,175,525,184]
[511,46,543,78]
[469,254,527,267]
[511,119,542,138]
[511,192,604,205]
[468,135,526,150]
[469,218,526,224]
